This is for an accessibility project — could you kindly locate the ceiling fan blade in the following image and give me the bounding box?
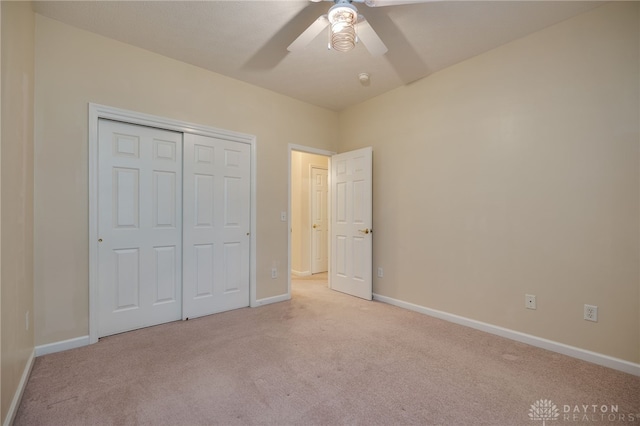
[363,7,430,84]
[243,2,326,71]
[364,0,438,7]
[288,15,329,52]
[357,17,388,56]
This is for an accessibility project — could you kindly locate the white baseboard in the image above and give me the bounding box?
[373,293,640,377]
[3,348,35,426]
[291,270,311,277]
[253,293,290,307]
[35,335,90,357]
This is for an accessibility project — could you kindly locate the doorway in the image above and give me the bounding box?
[310,166,328,274]
[290,150,329,277]
[288,145,373,301]
[288,145,334,294]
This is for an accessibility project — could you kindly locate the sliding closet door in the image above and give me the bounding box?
[97,119,183,337]
[182,134,251,319]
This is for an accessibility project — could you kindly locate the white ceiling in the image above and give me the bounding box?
[33,1,604,111]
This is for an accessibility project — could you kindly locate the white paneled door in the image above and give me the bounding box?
[97,120,251,337]
[182,134,251,319]
[330,147,373,300]
[98,119,183,337]
[311,167,328,274]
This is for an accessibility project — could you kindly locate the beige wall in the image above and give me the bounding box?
[1,1,35,422]
[28,1,640,367]
[291,152,329,275]
[339,2,639,363]
[33,15,338,346]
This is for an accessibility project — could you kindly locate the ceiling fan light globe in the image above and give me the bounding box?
[331,33,356,52]
[328,3,358,52]
[331,22,356,52]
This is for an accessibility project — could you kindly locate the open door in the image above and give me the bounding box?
[330,147,373,300]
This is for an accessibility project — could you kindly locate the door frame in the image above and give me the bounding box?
[287,144,335,297]
[89,103,257,344]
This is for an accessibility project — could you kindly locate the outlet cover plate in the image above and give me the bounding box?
[584,304,598,322]
[525,294,536,310]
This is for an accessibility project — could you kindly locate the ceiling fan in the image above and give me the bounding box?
[287,0,434,56]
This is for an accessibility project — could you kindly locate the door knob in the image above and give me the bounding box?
[313,224,317,229]
[358,229,370,234]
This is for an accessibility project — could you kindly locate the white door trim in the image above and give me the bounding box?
[89,103,257,344]
[287,144,336,297]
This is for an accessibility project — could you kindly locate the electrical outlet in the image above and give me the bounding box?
[584,304,598,322]
[271,267,278,279]
[280,211,287,222]
[377,267,383,278]
[525,294,536,310]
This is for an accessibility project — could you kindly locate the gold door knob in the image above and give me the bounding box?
[358,229,370,234]
[313,224,317,229]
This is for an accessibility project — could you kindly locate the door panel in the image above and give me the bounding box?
[98,119,183,337]
[154,246,177,303]
[225,176,243,225]
[195,174,214,226]
[113,248,139,310]
[195,244,214,297]
[113,168,139,228]
[224,242,242,292]
[183,134,251,319]
[330,147,373,300]
[153,171,177,227]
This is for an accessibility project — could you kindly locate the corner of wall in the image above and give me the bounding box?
[1,1,36,422]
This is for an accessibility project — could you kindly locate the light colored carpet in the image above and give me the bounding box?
[15,277,640,425]
[290,272,329,281]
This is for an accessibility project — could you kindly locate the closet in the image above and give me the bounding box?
[96,118,251,337]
